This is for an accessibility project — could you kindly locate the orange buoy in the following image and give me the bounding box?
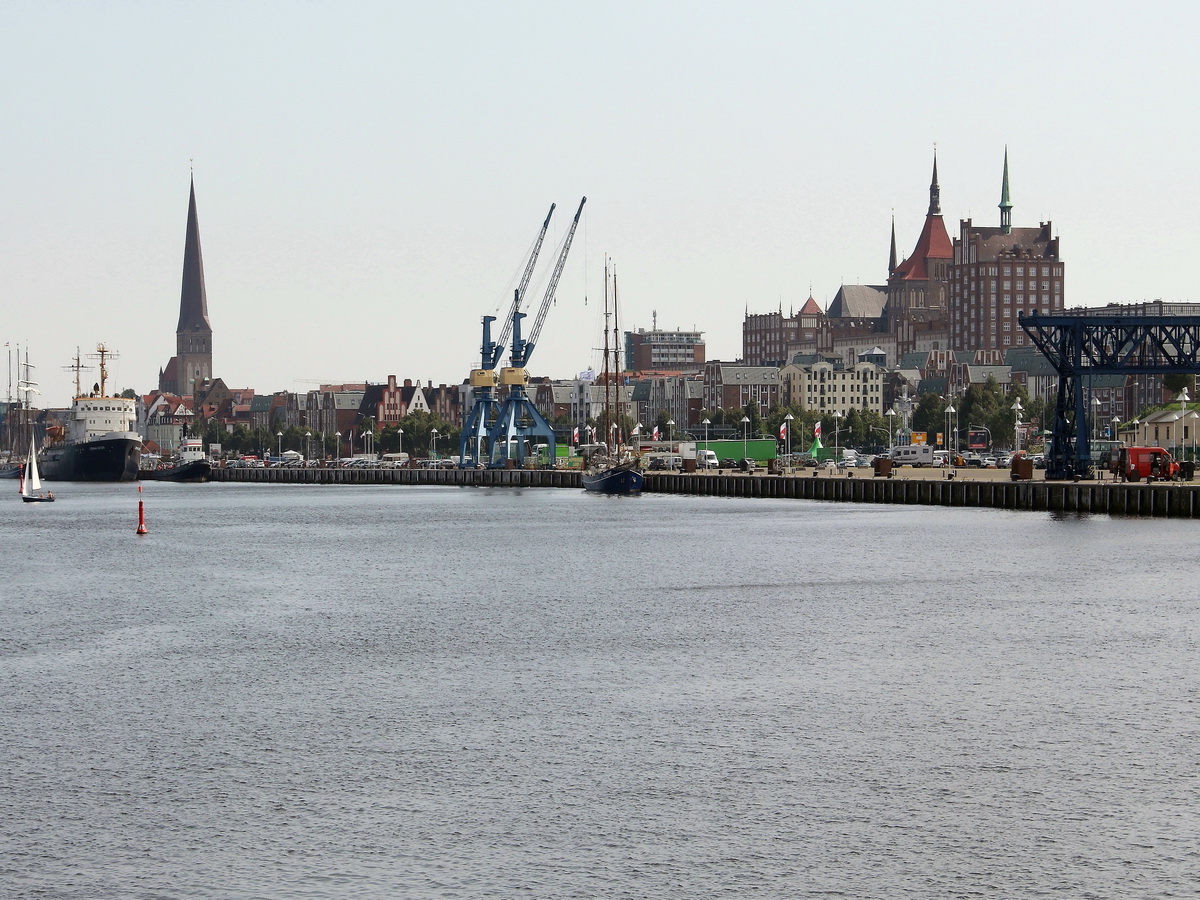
[136,484,148,535]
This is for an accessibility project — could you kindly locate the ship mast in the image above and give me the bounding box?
[63,347,94,400]
[88,344,118,397]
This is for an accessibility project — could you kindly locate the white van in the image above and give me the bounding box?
[696,449,719,469]
[892,445,936,467]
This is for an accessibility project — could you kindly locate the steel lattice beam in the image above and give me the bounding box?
[1019,313,1200,480]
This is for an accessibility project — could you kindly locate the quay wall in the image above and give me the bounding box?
[209,466,1200,518]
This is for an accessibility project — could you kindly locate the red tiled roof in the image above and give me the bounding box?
[892,214,952,281]
[799,296,824,316]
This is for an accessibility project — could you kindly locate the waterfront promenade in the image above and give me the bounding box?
[209,464,1200,518]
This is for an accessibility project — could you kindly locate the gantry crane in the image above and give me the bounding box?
[459,204,556,468]
[487,196,586,468]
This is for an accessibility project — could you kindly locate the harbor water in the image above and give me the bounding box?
[2,483,1197,898]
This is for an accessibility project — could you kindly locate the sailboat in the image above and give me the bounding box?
[21,434,54,503]
[582,260,644,494]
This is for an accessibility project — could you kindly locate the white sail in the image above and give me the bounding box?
[25,434,41,494]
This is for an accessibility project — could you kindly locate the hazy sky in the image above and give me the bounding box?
[3,2,1198,407]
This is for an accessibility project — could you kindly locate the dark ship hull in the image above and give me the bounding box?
[140,459,212,483]
[40,437,141,482]
[582,461,644,494]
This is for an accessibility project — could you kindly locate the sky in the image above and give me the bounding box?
[3,2,1199,408]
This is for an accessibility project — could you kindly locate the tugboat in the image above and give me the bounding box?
[141,438,211,482]
[39,344,142,482]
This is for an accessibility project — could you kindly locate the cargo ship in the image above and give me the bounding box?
[39,344,142,482]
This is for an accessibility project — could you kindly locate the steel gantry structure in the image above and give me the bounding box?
[1020,311,1200,480]
[459,204,556,468]
[487,196,586,468]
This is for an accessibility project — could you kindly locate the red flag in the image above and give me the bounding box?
[779,421,787,440]
[814,421,822,439]
[572,426,579,445]
[652,426,660,441]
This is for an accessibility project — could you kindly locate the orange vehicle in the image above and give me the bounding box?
[1119,446,1179,482]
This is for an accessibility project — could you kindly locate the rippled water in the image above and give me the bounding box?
[2,483,1198,898]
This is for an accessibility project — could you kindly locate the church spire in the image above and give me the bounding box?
[928,151,941,216]
[889,214,898,273]
[999,146,1013,235]
[177,175,212,334]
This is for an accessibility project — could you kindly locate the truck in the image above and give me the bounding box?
[1118,446,1179,482]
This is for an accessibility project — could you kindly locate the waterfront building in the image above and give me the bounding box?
[159,177,214,398]
[950,150,1064,352]
[626,326,706,373]
[702,362,782,415]
[779,355,885,416]
[743,297,824,367]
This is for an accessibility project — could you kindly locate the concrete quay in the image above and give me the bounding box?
[209,464,1200,518]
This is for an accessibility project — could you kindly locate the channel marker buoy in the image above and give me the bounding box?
[136,484,148,535]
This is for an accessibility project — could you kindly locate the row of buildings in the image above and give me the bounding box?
[119,157,1190,456]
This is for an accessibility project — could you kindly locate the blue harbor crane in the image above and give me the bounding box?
[459,204,556,468]
[488,196,587,468]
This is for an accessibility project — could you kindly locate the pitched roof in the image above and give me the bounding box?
[891,214,953,281]
[828,284,887,318]
[799,296,824,316]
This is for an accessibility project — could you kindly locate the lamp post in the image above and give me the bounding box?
[702,417,711,452]
[833,409,842,457]
[335,431,341,459]
[397,427,403,459]
[305,431,311,462]
[1011,398,1023,453]
[885,407,896,454]
[1110,415,1119,443]
[1092,395,1101,442]
[431,427,439,459]
[1180,389,1191,459]
[741,415,750,460]
[666,418,675,447]
[945,403,957,464]
[276,430,283,460]
[784,412,794,459]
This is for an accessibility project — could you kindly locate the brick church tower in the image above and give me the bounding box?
[159,177,213,396]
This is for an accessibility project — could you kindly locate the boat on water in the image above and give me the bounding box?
[141,439,212,482]
[39,344,141,482]
[20,434,54,503]
[583,259,643,495]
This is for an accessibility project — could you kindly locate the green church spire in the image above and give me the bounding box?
[999,146,1013,235]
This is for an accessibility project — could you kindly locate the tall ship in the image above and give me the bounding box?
[40,345,142,482]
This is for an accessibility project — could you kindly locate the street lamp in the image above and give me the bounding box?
[741,415,750,460]
[1091,395,1101,441]
[1011,398,1023,453]
[397,427,403,459]
[335,431,341,459]
[702,417,711,452]
[431,427,439,459]
[784,412,794,459]
[666,419,675,446]
[833,409,842,457]
[276,430,283,460]
[885,408,896,453]
[946,403,957,463]
[305,431,311,461]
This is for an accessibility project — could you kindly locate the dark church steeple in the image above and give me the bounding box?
[889,214,897,273]
[174,176,212,396]
[928,152,941,216]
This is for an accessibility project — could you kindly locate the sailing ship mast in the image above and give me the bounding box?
[601,258,612,449]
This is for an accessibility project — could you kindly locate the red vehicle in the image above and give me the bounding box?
[1119,446,1179,482]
